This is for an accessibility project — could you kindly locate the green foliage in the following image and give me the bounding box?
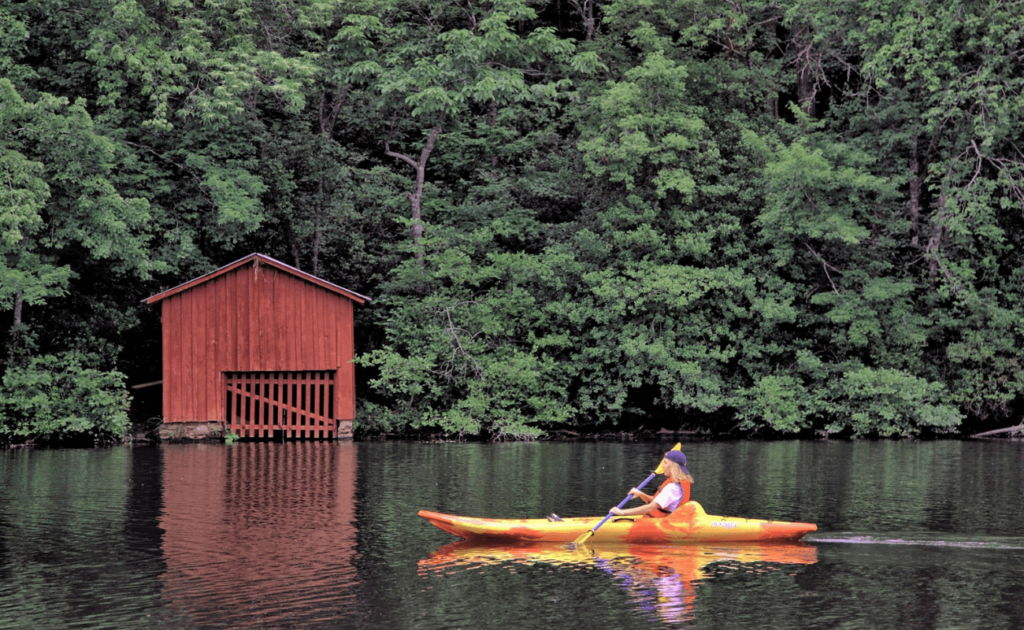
[578,52,707,197]
[826,367,962,437]
[737,375,814,434]
[361,246,576,439]
[0,352,130,442]
[3,0,1024,441]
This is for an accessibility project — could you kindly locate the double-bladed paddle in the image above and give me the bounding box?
[567,443,682,550]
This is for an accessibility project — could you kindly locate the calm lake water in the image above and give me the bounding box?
[1,440,1023,629]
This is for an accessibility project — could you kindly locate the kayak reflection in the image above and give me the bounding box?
[419,541,817,626]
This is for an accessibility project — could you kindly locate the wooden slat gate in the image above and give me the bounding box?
[225,371,336,439]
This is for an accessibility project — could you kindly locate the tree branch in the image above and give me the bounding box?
[805,243,842,294]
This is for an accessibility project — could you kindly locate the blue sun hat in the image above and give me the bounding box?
[664,450,689,475]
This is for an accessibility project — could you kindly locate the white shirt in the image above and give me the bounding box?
[653,483,684,513]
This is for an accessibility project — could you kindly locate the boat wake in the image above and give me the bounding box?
[805,533,1024,550]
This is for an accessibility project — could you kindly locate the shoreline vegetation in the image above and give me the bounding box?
[3,1,1024,447]
[5,420,1023,448]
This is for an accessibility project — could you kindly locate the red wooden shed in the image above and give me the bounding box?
[145,253,369,440]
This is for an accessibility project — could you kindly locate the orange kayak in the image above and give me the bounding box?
[418,501,817,544]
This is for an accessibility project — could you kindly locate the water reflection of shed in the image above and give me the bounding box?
[160,443,358,627]
[145,253,369,440]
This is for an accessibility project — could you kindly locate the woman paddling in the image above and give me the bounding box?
[610,451,693,518]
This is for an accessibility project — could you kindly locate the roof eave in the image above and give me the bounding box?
[142,253,371,305]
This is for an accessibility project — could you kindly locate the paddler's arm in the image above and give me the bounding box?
[627,487,655,504]
[610,502,659,517]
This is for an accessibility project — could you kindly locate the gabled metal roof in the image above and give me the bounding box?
[143,253,371,305]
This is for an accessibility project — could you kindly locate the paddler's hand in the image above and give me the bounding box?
[627,488,650,502]
[610,507,624,516]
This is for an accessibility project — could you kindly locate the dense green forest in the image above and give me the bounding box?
[2,0,1023,443]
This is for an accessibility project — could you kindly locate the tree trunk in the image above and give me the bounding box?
[319,86,347,136]
[13,290,22,327]
[568,0,596,40]
[385,124,443,258]
[285,219,301,270]
[490,100,498,167]
[313,173,324,277]
[312,228,321,277]
[797,65,816,118]
[909,136,923,248]
[972,424,1024,438]
[7,290,24,365]
[926,193,947,280]
[585,0,595,40]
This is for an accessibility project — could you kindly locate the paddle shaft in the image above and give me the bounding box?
[581,471,657,539]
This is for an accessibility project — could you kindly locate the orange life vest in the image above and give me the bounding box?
[648,479,691,518]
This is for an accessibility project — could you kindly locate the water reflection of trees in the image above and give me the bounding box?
[419,542,817,627]
[0,448,166,629]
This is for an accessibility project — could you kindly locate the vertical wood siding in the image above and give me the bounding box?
[162,262,358,423]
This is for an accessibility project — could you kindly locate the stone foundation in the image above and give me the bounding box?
[159,420,354,441]
[159,421,226,442]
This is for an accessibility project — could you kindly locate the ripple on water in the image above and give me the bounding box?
[4,441,1024,629]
